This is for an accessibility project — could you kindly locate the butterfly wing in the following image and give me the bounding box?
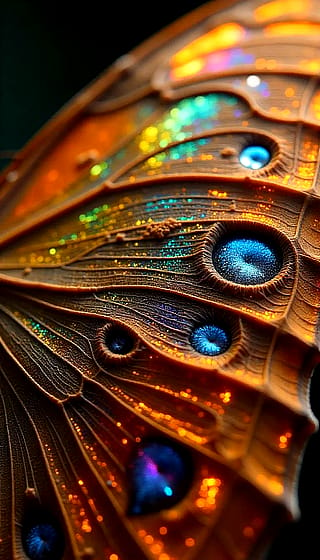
[1,1,320,559]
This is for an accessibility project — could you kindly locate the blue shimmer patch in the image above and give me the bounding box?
[213,236,281,284]
[128,440,192,515]
[239,145,271,169]
[23,522,63,560]
[190,324,230,355]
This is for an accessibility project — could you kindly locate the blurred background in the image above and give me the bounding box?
[0,0,207,164]
[1,1,320,558]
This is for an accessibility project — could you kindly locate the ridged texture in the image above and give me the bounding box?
[0,1,320,559]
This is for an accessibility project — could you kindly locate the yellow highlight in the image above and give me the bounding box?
[303,59,320,73]
[254,0,310,22]
[173,58,204,80]
[219,391,231,404]
[269,480,284,495]
[241,212,274,226]
[208,189,227,197]
[171,23,245,67]
[298,163,315,178]
[265,22,320,37]
[143,126,158,141]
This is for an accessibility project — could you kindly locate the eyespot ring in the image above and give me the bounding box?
[201,220,296,295]
[95,321,140,363]
[21,503,65,560]
[127,436,194,516]
[189,323,230,356]
[186,308,242,367]
[239,144,271,170]
[237,133,280,175]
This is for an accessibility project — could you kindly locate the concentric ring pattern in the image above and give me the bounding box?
[1,1,320,559]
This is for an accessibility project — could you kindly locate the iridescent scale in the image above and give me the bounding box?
[0,1,320,559]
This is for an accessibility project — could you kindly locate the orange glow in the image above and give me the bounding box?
[285,87,295,97]
[171,23,245,67]
[219,391,231,404]
[81,518,92,533]
[196,477,222,511]
[151,543,163,555]
[269,480,283,495]
[310,91,320,119]
[243,526,255,538]
[159,526,167,535]
[265,21,320,37]
[9,103,142,223]
[144,535,154,545]
[258,474,283,495]
[138,529,147,537]
[159,554,170,560]
[254,0,310,22]
[185,538,195,547]
[279,431,292,449]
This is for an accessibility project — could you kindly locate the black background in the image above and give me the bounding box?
[1,1,320,558]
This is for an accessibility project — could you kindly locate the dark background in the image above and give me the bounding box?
[0,0,210,160]
[1,1,320,558]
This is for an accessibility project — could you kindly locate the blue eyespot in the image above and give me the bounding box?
[128,440,193,515]
[213,235,282,285]
[239,145,271,169]
[22,519,64,560]
[190,324,230,356]
[104,325,135,355]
